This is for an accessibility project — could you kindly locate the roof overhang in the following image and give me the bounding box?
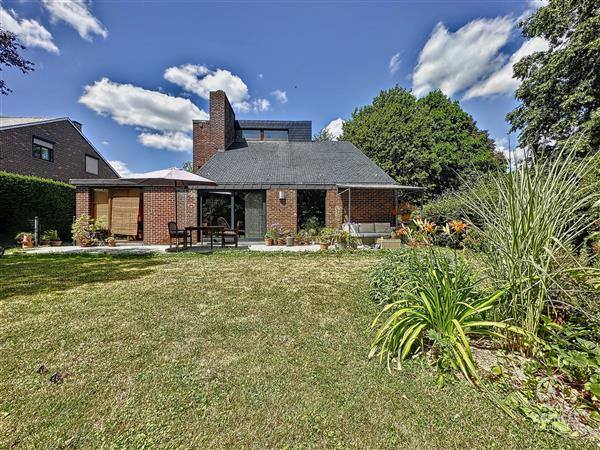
[336,183,425,191]
[70,179,141,188]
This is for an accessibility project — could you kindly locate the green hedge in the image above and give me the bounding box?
[0,171,75,244]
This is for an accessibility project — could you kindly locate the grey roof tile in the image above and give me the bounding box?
[197,141,397,186]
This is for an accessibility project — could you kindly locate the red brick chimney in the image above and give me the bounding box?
[193,90,236,171]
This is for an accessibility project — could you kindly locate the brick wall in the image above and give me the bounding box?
[0,120,118,182]
[192,121,211,170]
[339,189,396,224]
[192,90,236,171]
[75,186,93,217]
[325,189,343,229]
[143,186,176,244]
[266,189,297,233]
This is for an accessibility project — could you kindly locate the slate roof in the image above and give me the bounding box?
[196,141,399,188]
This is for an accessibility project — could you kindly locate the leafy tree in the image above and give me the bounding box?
[313,128,333,141]
[507,0,600,156]
[182,161,193,172]
[341,87,502,199]
[0,30,34,95]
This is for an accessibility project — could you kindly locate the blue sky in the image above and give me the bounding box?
[1,0,547,176]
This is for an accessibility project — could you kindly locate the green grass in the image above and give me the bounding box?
[0,251,585,449]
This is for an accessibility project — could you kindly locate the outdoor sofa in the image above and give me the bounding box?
[343,222,394,243]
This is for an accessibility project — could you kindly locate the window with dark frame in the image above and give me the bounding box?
[263,129,289,141]
[85,155,99,175]
[239,128,289,142]
[32,137,54,162]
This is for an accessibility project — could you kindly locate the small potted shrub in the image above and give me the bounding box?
[46,229,62,247]
[335,230,350,250]
[275,228,285,246]
[72,214,97,247]
[106,235,117,247]
[319,227,335,251]
[40,231,51,246]
[285,230,295,247]
[264,227,278,246]
[15,232,33,249]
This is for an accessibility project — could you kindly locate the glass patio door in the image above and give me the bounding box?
[244,191,265,239]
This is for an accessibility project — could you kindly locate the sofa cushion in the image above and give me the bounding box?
[374,222,390,233]
[358,223,375,233]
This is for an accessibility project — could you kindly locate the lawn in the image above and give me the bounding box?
[0,251,584,449]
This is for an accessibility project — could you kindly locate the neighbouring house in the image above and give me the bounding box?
[0,116,119,182]
[73,91,421,244]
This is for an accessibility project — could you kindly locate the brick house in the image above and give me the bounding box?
[0,117,119,182]
[73,91,420,244]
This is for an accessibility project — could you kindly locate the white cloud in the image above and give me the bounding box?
[464,37,549,100]
[42,0,107,40]
[495,136,526,170]
[79,77,207,132]
[389,52,401,75]
[80,78,207,152]
[164,64,254,112]
[253,98,270,112]
[101,140,109,145]
[137,131,192,152]
[108,160,142,177]
[412,17,514,97]
[324,118,345,140]
[0,7,59,53]
[528,0,548,8]
[258,73,264,79]
[271,89,288,104]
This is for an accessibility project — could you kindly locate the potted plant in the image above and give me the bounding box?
[15,232,33,249]
[319,227,336,251]
[71,214,98,247]
[40,231,51,246]
[106,235,117,247]
[275,227,285,246]
[264,227,278,246]
[335,230,350,250]
[284,229,295,247]
[45,229,62,247]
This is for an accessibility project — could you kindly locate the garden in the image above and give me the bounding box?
[367,150,600,441]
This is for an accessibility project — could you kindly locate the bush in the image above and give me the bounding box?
[0,172,75,244]
[367,249,419,304]
[369,249,511,384]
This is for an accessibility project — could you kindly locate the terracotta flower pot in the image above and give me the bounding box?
[276,238,285,246]
[40,240,50,246]
[21,235,33,248]
[108,241,117,247]
[50,240,62,247]
[319,243,329,251]
[401,212,411,222]
[264,238,273,246]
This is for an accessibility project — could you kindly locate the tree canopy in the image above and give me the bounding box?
[0,30,34,96]
[341,87,502,199]
[507,0,600,156]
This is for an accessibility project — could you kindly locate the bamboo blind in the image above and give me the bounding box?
[111,194,140,236]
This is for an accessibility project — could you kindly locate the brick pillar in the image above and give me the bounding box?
[75,186,93,217]
[325,189,343,229]
[266,189,297,233]
[143,186,176,244]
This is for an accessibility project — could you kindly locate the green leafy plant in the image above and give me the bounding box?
[460,149,600,344]
[71,215,107,246]
[14,231,32,243]
[264,227,280,241]
[319,227,336,245]
[370,250,515,383]
[43,229,60,241]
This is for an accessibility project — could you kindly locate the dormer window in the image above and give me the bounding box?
[238,129,289,142]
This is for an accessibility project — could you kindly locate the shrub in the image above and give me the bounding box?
[460,150,600,343]
[0,171,75,244]
[367,249,421,305]
[370,249,511,384]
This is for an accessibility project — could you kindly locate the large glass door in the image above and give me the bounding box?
[244,191,265,239]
